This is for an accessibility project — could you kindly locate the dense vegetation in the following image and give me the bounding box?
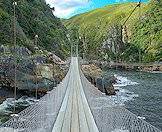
[0,0,70,59]
[64,0,162,63]
[0,0,161,62]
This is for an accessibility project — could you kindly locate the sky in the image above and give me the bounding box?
[45,0,148,19]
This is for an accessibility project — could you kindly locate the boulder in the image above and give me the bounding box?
[0,47,66,96]
[96,78,104,92]
[94,76,117,96]
[103,77,116,95]
[159,65,162,71]
[48,52,65,64]
[82,64,102,77]
[82,63,117,96]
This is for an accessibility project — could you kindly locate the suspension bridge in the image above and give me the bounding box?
[0,57,161,132]
[0,1,162,132]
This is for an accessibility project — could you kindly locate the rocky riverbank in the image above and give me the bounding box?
[0,45,69,124]
[81,64,118,95]
[87,60,162,72]
[0,46,68,103]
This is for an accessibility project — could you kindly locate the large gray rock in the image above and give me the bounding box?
[0,46,65,93]
[93,76,117,96]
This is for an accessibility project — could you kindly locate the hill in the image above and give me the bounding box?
[64,0,162,63]
[0,0,70,59]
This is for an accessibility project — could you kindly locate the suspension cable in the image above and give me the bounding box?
[121,0,142,66]
[122,0,141,27]
[138,0,142,76]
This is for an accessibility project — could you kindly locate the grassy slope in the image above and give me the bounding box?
[64,1,162,62]
[64,2,146,42]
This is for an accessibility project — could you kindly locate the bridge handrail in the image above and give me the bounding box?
[0,62,72,131]
[79,62,162,132]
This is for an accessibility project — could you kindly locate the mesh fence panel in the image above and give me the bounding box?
[80,70,162,132]
[0,66,72,132]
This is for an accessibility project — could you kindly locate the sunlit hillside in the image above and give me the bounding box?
[64,0,162,62]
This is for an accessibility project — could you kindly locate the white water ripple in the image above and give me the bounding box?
[111,74,139,105]
[114,74,139,87]
[0,96,38,114]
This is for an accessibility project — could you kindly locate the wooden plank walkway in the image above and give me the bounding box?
[52,57,99,132]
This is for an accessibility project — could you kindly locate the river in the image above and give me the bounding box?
[105,69,162,130]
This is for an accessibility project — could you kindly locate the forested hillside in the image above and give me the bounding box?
[64,0,162,63]
[0,0,70,58]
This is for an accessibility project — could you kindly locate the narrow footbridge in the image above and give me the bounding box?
[1,57,161,132]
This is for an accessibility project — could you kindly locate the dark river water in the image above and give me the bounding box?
[105,69,162,130]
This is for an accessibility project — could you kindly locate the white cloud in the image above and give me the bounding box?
[45,0,89,18]
[53,6,76,18]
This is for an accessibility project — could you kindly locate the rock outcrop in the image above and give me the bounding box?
[82,64,117,96]
[0,46,66,98]
[82,64,102,77]
[96,76,117,95]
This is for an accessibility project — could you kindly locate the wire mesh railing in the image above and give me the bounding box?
[80,69,162,132]
[0,64,72,132]
[0,57,161,132]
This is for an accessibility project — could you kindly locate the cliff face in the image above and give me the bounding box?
[64,1,162,63]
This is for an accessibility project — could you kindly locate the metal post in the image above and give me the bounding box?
[35,64,38,100]
[116,53,117,70]
[53,63,55,87]
[66,34,72,57]
[76,43,79,57]
[113,41,118,70]
[77,36,81,58]
[71,42,73,57]
[35,35,38,100]
[102,76,105,94]
[138,2,141,73]
[83,35,86,60]
[13,1,17,114]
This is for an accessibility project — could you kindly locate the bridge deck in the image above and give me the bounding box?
[52,57,99,132]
